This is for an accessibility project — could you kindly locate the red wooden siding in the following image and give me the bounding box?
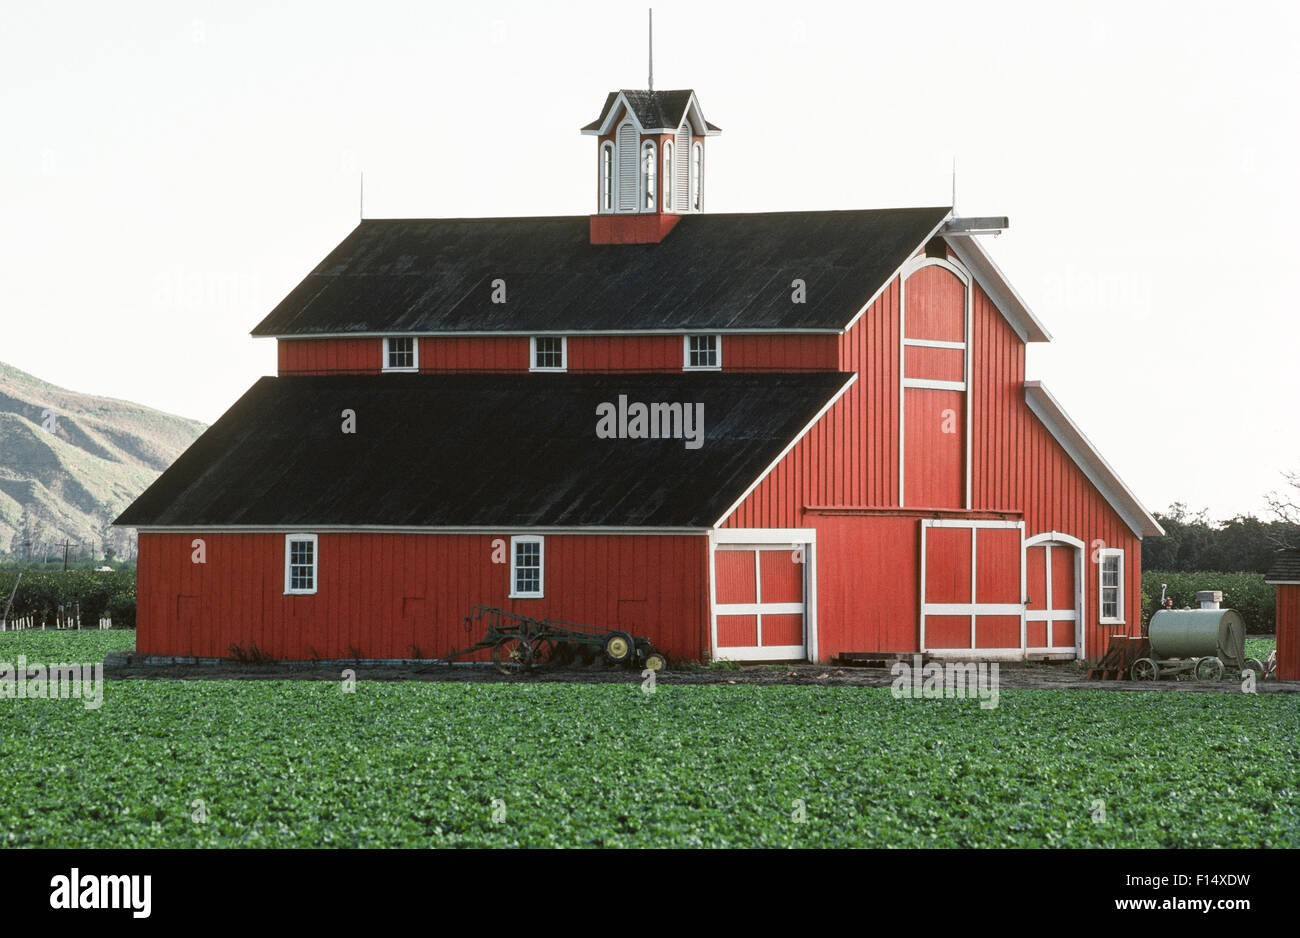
[136,532,709,664]
[419,337,530,372]
[904,265,965,341]
[724,267,1144,662]
[904,387,965,508]
[1275,585,1299,681]
[277,334,838,375]
[967,278,1143,656]
[279,338,382,374]
[904,345,964,382]
[725,282,901,527]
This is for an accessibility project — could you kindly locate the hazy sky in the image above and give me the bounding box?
[2,0,1296,521]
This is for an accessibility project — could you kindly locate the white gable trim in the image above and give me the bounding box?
[581,90,721,137]
[945,236,1052,343]
[1024,381,1163,538]
[840,214,952,336]
[713,373,859,528]
[582,93,645,137]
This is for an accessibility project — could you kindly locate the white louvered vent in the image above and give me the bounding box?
[617,122,638,212]
[674,124,691,212]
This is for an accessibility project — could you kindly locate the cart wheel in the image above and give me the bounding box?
[603,631,634,664]
[1243,658,1266,679]
[491,636,533,675]
[1194,656,1224,681]
[1130,658,1159,681]
[641,651,668,672]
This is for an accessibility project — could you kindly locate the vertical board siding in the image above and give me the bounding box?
[137,532,709,664]
[278,338,384,373]
[724,269,1146,662]
[279,335,838,375]
[1275,585,1299,681]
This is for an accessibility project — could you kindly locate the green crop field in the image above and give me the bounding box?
[0,631,1296,848]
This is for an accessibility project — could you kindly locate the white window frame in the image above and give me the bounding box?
[1098,548,1125,625]
[690,141,703,212]
[382,336,419,373]
[600,141,614,213]
[640,140,657,212]
[683,334,721,371]
[284,534,318,596]
[529,336,567,372]
[662,140,674,213]
[509,535,544,599]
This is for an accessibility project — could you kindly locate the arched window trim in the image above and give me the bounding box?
[640,139,657,212]
[662,141,674,213]
[599,141,614,214]
[690,141,704,212]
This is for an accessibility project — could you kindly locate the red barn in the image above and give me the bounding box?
[117,87,1163,665]
[1264,549,1300,680]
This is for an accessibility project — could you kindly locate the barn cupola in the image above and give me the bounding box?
[581,89,721,244]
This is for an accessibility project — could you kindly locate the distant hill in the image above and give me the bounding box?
[0,362,206,561]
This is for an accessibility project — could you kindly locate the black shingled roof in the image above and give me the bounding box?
[115,372,852,528]
[1265,548,1300,583]
[251,208,949,337]
[581,89,717,132]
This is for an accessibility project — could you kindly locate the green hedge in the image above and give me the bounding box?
[0,570,136,628]
[1141,571,1275,634]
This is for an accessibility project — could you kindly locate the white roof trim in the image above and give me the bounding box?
[1024,381,1164,538]
[839,213,952,336]
[1265,579,1300,586]
[581,90,720,137]
[945,235,1052,343]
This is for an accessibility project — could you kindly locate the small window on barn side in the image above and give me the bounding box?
[285,534,318,595]
[383,336,418,372]
[683,334,721,371]
[510,536,544,598]
[1099,548,1124,624]
[530,336,566,372]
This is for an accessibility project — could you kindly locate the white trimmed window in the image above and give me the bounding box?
[1099,549,1124,624]
[662,141,674,212]
[600,142,614,213]
[530,336,566,372]
[641,140,657,211]
[510,536,544,598]
[383,336,418,372]
[285,534,318,595]
[690,142,703,212]
[683,334,721,371]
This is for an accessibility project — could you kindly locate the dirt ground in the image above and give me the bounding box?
[104,656,1299,694]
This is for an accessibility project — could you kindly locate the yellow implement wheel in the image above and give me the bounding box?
[642,651,668,672]
[603,632,633,664]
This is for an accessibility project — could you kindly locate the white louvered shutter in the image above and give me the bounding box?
[617,122,638,212]
[674,124,692,212]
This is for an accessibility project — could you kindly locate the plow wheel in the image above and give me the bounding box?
[1194,656,1224,682]
[1130,657,1159,682]
[530,639,559,668]
[491,636,533,675]
[603,631,634,665]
